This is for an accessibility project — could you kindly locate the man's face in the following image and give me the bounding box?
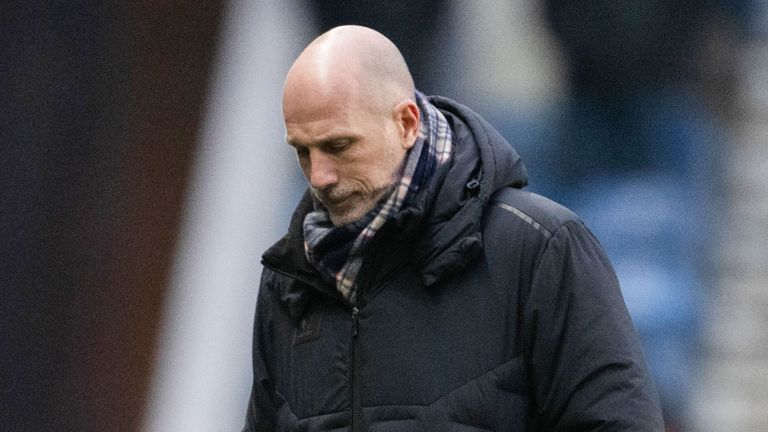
[284,96,408,226]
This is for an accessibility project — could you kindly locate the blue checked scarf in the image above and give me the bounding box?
[303,92,453,303]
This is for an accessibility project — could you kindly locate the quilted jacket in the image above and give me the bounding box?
[243,95,664,431]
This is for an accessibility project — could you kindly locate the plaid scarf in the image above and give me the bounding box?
[303,92,452,303]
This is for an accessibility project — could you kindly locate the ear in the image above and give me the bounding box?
[393,99,420,150]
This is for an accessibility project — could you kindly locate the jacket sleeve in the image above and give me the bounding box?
[525,220,664,431]
[243,276,279,432]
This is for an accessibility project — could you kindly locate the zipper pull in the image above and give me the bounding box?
[351,306,359,337]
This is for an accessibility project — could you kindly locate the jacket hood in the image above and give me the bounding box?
[262,95,527,316]
[410,95,527,285]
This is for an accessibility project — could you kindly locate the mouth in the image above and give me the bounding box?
[325,195,356,210]
[314,189,353,208]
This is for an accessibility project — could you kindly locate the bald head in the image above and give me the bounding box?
[283,25,415,117]
[281,26,422,225]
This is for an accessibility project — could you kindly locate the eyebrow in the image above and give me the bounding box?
[286,135,356,148]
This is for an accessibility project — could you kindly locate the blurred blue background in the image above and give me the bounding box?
[2,1,767,431]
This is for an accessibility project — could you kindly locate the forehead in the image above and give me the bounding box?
[283,92,383,146]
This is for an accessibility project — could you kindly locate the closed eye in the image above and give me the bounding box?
[322,139,352,154]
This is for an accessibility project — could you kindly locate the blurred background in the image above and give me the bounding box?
[1,1,766,431]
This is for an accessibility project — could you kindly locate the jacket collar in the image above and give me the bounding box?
[411,95,528,285]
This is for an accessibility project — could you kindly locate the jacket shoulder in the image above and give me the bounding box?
[487,187,579,237]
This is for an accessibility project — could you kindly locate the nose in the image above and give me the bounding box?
[308,151,338,189]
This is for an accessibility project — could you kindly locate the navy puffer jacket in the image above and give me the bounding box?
[244,96,664,431]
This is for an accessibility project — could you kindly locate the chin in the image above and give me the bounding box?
[327,188,392,226]
[329,205,371,227]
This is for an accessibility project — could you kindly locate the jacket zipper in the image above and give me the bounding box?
[262,262,365,430]
[350,306,362,431]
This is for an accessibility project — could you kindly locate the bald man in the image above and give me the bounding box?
[244,26,663,432]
